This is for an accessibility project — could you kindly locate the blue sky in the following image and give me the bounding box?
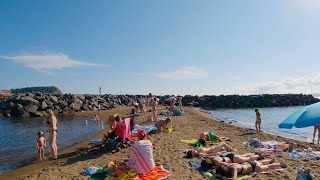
[1,0,320,95]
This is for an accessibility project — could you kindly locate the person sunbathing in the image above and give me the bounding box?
[186,142,236,158]
[128,129,155,174]
[199,132,223,142]
[215,161,286,179]
[201,152,265,168]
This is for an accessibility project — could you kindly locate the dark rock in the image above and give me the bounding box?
[77,95,85,102]
[50,95,58,103]
[56,100,68,109]
[22,111,30,117]
[24,105,38,113]
[0,101,6,109]
[7,102,15,109]
[63,107,73,114]
[19,96,39,106]
[81,104,90,111]
[30,111,45,117]
[39,101,48,111]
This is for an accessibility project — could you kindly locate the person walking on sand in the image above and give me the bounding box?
[313,125,320,144]
[47,109,58,160]
[255,109,261,134]
[152,97,158,121]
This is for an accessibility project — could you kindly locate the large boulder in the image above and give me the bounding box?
[76,95,86,102]
[6,102,15,110]
[55,100,67,109]
[39,101,48,111]
[50,95,58,103]
[24,105,38,113]
[63,107,73,114]
[19,96,39,106]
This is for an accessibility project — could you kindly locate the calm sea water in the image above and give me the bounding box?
[0,115,106,174]
[209,106,315,142]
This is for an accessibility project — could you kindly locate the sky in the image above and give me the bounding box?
[1,0,320,95]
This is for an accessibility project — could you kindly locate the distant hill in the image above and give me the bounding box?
[11,86,62,94]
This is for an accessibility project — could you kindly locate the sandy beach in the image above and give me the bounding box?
[1,106,319,180]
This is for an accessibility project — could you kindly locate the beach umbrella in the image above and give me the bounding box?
[279,102,320,129]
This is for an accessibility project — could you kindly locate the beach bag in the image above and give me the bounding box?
[247,138,263,148]
[296,167,317,180]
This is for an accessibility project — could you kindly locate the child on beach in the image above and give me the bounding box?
[255,109,261,133]
[155,117,171,133]
[37,131,46,160]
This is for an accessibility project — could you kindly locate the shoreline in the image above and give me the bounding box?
[202,107,315,143]
[1,106,319,179]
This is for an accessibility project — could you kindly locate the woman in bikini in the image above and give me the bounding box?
[47,109,58,159]
[186,142,236,158]
[201,152,265,168]
[215,161,286,179]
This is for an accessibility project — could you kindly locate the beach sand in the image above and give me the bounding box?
[1,106,319,179]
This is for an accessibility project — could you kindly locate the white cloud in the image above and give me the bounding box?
[155,66,208,80]
[0,53,110,74]
[238,73,320,95]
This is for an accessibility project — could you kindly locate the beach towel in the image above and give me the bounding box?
[90,138,102,145]
[119,118,131,143]
[189,159,211,174]
[289,150,320,160]
[181,139,198,144]
[129,134,138,141]
[132,125,157,134]
[113,164,170,180]
[128,140,155,174]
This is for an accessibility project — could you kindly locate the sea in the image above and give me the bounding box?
[0,115,106,174]
[208,106,316,143]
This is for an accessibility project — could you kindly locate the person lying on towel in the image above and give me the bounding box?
[201,152,265,168]
[128,129,155,174]
[215,161,286,179]
[199,132,229,142]
[186,142,236,158]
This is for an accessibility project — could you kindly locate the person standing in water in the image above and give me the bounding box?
[255,109,261,134]
[47,109,58,160]
[313,125,320,144]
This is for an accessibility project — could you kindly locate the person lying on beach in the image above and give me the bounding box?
[154,117,171,133]
[37,131,46,160]
[108,114,119,130]
[215,161,286,179]
[201,152,265,168]
[186,142,236,158]
[128,129,155,174]
[199,131,223,142]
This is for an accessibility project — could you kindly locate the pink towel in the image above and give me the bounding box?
[119,118,131,142]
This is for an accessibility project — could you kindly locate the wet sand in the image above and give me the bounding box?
[1,106,319,179]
